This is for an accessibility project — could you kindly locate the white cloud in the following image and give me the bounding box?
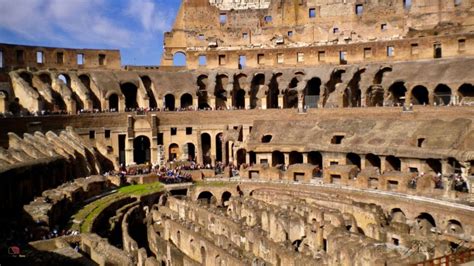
[0,0,135,48]
[126,0,174,33]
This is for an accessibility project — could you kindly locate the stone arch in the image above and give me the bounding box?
[385,156,401,171]
[308,151,322,167]
[164,94,175,111]
[434,84,451,105]
[140,75,157,109]
[345,69,365,107]
[197,191,214,204]
[79,74,101,110]
[184,142,196,161]
[133,135,151,164]
[169,143,179,161]
[446,219,463,234]
[197,75,210,109]
[216,133,224,162]
[267,73,281,109]
[416,212,436,228]
[272,151,285,166]
[289,151,303,165]
[250,73,265,109]
[390,208,406,223]
[233,73,247,109]
[120,82,138,109]
[458,83,473,102]
[411,85,429,105]
[426,158,442,174]
[366,86,384,107]
[173,51,186,66]
[324,69,345,106]
[108,93,119,111]
[215,74,228,109]
[19,72,33,86]
[201,133,212,165]
[237,149,247,166]
[304,77,321,108]
[388,82,407,105]
[284,89,298,108]
[221,191,232,206]
[373,67,392,85]
[366,153,381,169]
[346,153,361,168]
[57,73,70,87]
[180,93,193,109]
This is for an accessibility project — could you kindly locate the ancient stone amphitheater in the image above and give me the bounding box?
[0,0,474,265]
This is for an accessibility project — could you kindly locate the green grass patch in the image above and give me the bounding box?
[70,182,164,233]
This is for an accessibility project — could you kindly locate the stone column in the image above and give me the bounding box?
[261,97,267,110]
[210,132,217,165]
[175,97,180,110]
[284,153,290,166]
[278,95,284,108]
[302,153,308,164]
[298,92,304,110]
[193,97,199,110]
[245,96,250,109]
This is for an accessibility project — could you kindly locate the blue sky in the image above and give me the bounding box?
[0,0,182,65]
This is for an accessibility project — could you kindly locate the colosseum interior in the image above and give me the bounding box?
[1,0,474,265]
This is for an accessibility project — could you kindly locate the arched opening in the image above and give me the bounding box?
[250,74,265,109]
[79,74,101,110]
[345,69,364,107]
[346,153,361,168]
[201,133,212,165]
[197,191,214,204]
[304,78,321,108]
[216,133,223,162]
[284,89,298,108]
[416,212,436,229]
[120,83,138,109]
[184,143,195,161]
[221,191,231,206]
[141,76,157,109]
[108,94,119,111]
[248,151,256,165]
[267,73,280,108]
[233,74,247,109]
[272,151,285,167]
[366,154,381,169]
[180,93,193,109]
[197,75,210,109]
[57,74,70,87]
[447,220,463,234]
[385,156,401,171]
[169,143,179,161]
[237,149,247,166]
[133,136,151,165]
[19,72,33,87]
[411,85,429,105]
[324,69,345,106]
[390,208,406,223]
[373,67,392,85]
[215,74,228,109]
[308,152,322,167]
[289,151,303,165]
[388,82,407,105]
[164,94,175,111]
[366,86,385,107]
[458,84,474,103]
[426,158,442,174]
[434,84,451,105]
[173,52,186,66]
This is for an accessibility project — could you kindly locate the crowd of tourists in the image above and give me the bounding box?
[408,172,468,192]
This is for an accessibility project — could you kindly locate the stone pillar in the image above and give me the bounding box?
[245,96,250,109]
[246,153,250,165]
[302,153,308,164]
[210,133,217,165]
[298,92,304,110]
[222,140,227,164]
[157,96,163,110]
[261,97,267,110]
[175,97,180,110]
[193,97,199,110]
[284,153,290,166]
[278,95,284,109]
[209,98,216,110]
[0,93,6,113]
[228,141,234,165]
[380,156,387,174]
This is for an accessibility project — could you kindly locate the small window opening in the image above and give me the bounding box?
[57,52,64,64]
[264,16,272,23]
[331,135,345,144]
[381,23,387,31]
[219,54,226,65]
[89,130,95,139]
[309,8,316,18]
[288,31,293,37]
[105,130,111,139]
[434,43,442,58]
[355,4,363,15]
[364,48,372,58]
[171,128,177,136]
[261,135,272,143]
[318,51,325,62]
[411,43,419,55]
[198,34,205,40]
[242,32,248,39]
[409,167,419,173]
[16,50,24,64]
[199,55,207,66]
[297,52,304,63]
[417,138,425,148]
[239,55,246,69]
[219,13,227,24]
[157,133,164,145]
[339,51,347,64]
[257,54,265,65]
[333,27,339,34]
[330,161,339,165]
[458,39,466,51]
[77,53,84,65]
[387,46,395,57]
[277,53,284,64]
[186,127,193,135]
[392,238,399,246]
[404,0,412,9]
[99,54,106,65]
[454,0,462,6]
[36,51,44,64]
